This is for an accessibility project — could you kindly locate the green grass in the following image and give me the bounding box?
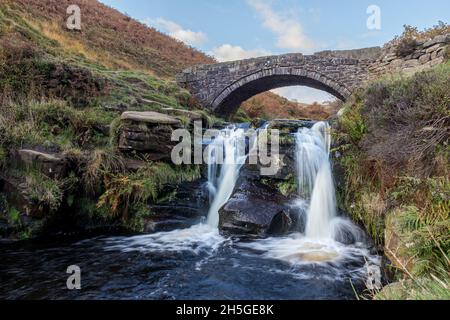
[0,99,115,151]
[97,162,201,220]
[0,0,222,239]
[23,169,64,212]
[376,275,450,300]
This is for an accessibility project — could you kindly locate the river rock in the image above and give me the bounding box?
[144,180,209,232]
[266,211,293,235]
[218,179,291,235]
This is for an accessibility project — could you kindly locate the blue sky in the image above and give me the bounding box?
[100,0,449,103]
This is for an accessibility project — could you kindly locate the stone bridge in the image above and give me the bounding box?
[177,53,371,116]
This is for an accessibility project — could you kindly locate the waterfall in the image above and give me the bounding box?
[295,122,337,239]
[206,126,248,228]
[101,127,249,255]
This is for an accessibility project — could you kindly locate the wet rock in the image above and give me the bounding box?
[267,211,293,236]
[144,180,209,232]
[218,179,290,235]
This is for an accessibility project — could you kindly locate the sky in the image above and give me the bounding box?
[100,0,449,103]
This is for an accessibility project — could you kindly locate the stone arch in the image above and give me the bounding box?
[177,53,370,117]
[211,67,351,116]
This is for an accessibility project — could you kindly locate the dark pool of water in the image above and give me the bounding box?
[0,227,374,300]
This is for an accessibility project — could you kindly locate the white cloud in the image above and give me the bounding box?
[272,86,334,104]
[210,44,270,62]
[144,18,207,46]
[247,0,315,52]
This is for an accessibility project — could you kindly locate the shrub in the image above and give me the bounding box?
[361,63,450,178]
[387,22,450,49]
[83,148,125,193]
[24,169,64,212]
[396,38,419,57]
[338,91,366,143]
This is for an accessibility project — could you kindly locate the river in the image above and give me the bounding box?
[0,122,381,300]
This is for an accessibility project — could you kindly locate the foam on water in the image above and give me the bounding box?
[103,224,227,254]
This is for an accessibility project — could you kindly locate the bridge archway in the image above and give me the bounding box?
[211,67,350,117]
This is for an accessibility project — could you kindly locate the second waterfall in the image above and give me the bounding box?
[295,122,337,240]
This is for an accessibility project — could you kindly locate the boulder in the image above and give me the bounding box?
[119,111,183,160]
[423,34,450,48]
[402,59,420,68]
[425,43,444,54]
[218,179,292,235]
[144,180,209,232]
[123,158,147,171]
[418,53,431,64]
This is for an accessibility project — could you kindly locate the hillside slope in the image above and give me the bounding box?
[7,0,215,77]
[335,62,449,299]
[241,92,340,121]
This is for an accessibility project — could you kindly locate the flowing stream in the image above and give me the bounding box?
[0,122,380,300]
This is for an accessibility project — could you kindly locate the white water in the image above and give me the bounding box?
[206,127,248,228]
[243,121,378,268]
[296,122,336,239]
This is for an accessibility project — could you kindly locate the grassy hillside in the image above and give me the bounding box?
[0,0,213,109]
[8,0,215,77]
[335,62,450,299]
[0,0,217,238]
[241,92,340,121]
